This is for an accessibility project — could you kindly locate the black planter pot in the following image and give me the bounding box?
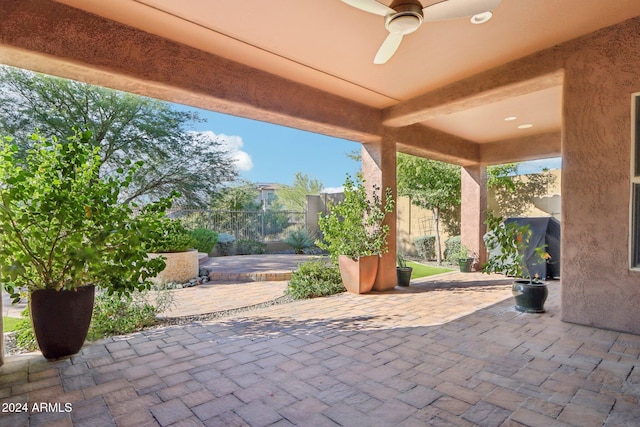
[397,267,413,287]
[30,285,95,360]
[512,280,548,313]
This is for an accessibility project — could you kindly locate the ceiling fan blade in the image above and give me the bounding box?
[423,0,501,22]
[341,0,395,16]
[374,32,403,64]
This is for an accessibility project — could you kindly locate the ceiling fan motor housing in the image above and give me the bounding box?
[385,2,424,35]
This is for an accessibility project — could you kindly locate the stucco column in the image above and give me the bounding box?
[362,138,397,291]
[461,165,487,270]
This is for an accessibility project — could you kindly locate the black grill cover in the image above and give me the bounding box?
[504,217,561,279]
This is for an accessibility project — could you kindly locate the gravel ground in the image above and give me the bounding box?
[156,294,296,326]
[4,294,298,355]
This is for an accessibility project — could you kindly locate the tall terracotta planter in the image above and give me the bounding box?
[338,255,379,294]
[30,285,95,360]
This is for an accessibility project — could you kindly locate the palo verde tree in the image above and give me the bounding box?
[0,65,238,207]
[396,154,461,264]
[209,180,262,211]
[397,154,555,265]
[275,172,324,211]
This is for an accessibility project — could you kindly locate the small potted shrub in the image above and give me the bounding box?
[483,212,551,313]
[317,174,394,294]
[457,244,474,273]
[396,254,413,287]
[147,219,198,285]
[0,130,169,359]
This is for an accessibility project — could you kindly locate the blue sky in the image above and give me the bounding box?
[180,105,361,191]
[180,105,561,189]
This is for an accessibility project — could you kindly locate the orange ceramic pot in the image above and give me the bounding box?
[338,254,379,294]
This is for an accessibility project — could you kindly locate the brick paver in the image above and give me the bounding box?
[159,281,289,318]
[2,269,640,426]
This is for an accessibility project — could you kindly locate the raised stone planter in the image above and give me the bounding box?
[148,249,199,285]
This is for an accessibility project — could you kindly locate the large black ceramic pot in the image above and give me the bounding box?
[512,280,548,313]
[30,285,95,359]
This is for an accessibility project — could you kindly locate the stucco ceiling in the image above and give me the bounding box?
[56,0,640,147]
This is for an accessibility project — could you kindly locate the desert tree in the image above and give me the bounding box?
[0,65,238,207]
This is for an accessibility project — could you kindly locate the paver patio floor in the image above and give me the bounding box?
[2,272,640,426]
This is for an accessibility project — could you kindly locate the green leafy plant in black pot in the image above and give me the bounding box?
[483,212,551,313]
[396,253,413,287]
[0,129,171,359]
[457,244,474,273]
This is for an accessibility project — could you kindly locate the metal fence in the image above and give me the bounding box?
[167,209,306,242]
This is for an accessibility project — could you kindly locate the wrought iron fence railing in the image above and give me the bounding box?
[166,209,306,242]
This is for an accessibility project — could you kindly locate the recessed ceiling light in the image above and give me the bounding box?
[504,116,517,121]
[470,11,493,25]
[518,124,534,129]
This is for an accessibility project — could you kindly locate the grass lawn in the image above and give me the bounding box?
[3,316,22,332]
[407,261,454,279]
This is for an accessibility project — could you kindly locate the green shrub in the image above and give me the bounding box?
[147,219,196,253]
[236,239,266,255]
[2,316,21,332]
[284,229,316,254]
[0,130,170,303]
[87,287,173,340]
[286,260,345,299]
[14,308,37,352]
[317,174,394,263]
[444,236,462,264]
[215,233,236,256]
[414,235,436,261]
[190,228,218,254]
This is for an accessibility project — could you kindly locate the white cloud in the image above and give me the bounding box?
[189,130,253,172]
[230,150,254,172]
[322,186,344,194]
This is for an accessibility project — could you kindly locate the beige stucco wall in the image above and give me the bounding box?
[487,169,562,219]
[396,197,452,260]
[560,19,640,334]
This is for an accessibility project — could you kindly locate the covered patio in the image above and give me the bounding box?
[2,0,640,425]
[1,0,638,341]
[3,278,640,426]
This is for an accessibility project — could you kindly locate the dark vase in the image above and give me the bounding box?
[396,267,413,287]
[458,258,473,272]
[512,280,548,313]
[30,285,95,360]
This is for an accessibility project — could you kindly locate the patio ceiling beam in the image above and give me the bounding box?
[382,52,564,128]
[0,0,382,143]
[479,131,562,165]
[389,124,480,167]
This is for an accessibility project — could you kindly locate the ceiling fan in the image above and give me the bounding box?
[341,0,501,64]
